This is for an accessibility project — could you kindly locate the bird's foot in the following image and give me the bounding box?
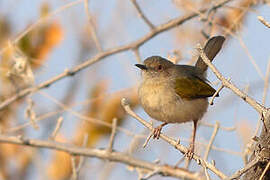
[185,143,194,160]
[153,126,162,139]
[152,123,168,139]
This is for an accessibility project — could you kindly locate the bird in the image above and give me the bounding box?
[135,36,225,157]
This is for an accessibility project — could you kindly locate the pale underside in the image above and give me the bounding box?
[138,78,208,123]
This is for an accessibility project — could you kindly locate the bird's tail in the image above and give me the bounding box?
[195,36,225,73]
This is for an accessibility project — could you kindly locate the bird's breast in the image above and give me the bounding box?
[138,80,208,123]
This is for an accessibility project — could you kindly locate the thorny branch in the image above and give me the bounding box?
[197,44,268,115]
[0,0,234,111]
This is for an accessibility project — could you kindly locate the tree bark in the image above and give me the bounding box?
[243,112,270,180]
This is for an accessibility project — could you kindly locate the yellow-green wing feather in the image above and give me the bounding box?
[175,77,216,99]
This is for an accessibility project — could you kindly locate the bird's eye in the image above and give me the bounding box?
[157,65,162,71]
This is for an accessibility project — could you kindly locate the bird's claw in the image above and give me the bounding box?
[153,126,163,139]
[185,143,194,160]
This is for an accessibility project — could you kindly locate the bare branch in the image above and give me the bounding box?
[142,132,153,148]
[204,166,211,180]
[0,0,234,111]
[71,156,78,180]
[199,121,236,131]
[49,116,64,140]
[226,158,260,180]
[142,169,160,180]
[204,121,220,161]
[130,0,155,30]
[258,16,270,29]
[84,0,103,52]
[209,84,225,105]
[107,118,118,153]
[197,44,267,115]
[77,134,88,174]
[0,134,201,180]
[133,48,142,63]
[25,98,39,130]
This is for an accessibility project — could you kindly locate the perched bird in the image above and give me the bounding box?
[135,36,225,157]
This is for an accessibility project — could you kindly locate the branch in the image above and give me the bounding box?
[197,42,270,180]
[107,118,117,152]
[130,0,155,29]
[121,98,228,179]
[197,44,267,115]
[203,121,220,161]
[49,116,64,140]
[258,16,270,29]
[259,161,270,180]
[84,0,103,52]
[0,135,201,180]
[0,0,234,111]
[226,158,260,180]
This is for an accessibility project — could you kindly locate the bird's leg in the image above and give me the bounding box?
[186,120,198,159]
[153,122,168,139]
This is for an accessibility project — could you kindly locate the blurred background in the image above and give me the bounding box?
[0,0,269,179]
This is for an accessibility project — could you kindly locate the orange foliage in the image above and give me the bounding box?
[216,0,257,33]
[47,136,72,180]
[75,81,139,147]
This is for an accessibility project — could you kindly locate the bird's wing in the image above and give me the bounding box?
[174,76,217,99]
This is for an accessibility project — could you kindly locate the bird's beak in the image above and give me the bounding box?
[135,64,147,70]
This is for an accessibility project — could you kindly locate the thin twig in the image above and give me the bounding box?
[76,134,89,175]
[130,0,155,29]
[84,0,103,52]
[209,84,225,105]
[71,156,78,180]
[204,121,220,161]
[204,166,211,180]
[237,36,264,80]
[133,48,142,63]
[142,132,153,148]
[142,169,160,180]
[49,116,64,140]
[174,156,185,167]
[107,118,118,152]
[25,98,39,130]
[0,0,234,111]
[121,98,227,179]
[199,121,236,131]
[258,16,270,28]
